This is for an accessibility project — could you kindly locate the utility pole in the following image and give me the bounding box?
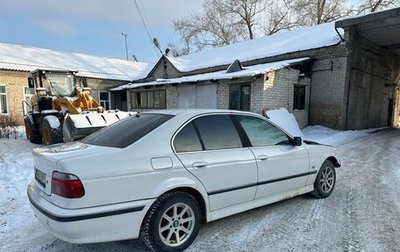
[121,32,129,61]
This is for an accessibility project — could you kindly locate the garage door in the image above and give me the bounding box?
[178,84,217,109]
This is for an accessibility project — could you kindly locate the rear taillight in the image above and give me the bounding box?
[51,171,85,198]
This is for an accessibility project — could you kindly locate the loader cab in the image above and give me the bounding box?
[29,69,77,98]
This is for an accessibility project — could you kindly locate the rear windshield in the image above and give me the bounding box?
[81,113,173,148]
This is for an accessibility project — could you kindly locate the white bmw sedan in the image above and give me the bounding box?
[27,109,340,251]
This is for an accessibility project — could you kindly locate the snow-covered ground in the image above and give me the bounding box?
[1,126,400,251]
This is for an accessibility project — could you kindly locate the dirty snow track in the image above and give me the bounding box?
[1,128,400,251]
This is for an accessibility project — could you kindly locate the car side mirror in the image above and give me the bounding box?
[292,137,302,146]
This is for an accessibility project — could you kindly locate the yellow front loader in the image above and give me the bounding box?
[23,69,133,145]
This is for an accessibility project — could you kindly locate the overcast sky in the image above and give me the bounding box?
[0,0,203,63]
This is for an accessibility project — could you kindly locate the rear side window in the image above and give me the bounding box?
[81,113,173,148]
[174,122,202,153]
[235,115,290,146]
[193,115,242,150]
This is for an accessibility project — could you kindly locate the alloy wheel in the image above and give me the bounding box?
[158,202,195,247]
[319,166,334,193]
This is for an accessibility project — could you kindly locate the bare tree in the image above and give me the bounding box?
[262,0,299,35]
[166,41,190,57]
[222,0,267,39]
[170,0,400,56]
[355,0,400,14]
[172,0,266,54]
[172,0,244,53]
[291,0,352,25]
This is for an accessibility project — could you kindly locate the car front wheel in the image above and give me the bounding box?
[311,160,336,198]
[141,191,201,252]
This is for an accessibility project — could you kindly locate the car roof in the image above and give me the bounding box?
[140,109,298,138]
[141,109,260,117]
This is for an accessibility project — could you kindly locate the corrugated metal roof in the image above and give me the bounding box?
[0,43,151,81]
[113,58,310,91]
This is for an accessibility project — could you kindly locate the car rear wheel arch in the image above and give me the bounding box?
[170,187,207,224]
[146,187,207,225]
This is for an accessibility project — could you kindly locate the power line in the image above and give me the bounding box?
[132,0,162,56]
[138,0,154,37]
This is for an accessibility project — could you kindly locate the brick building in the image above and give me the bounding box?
[114,8,400,130]
[0,43,149,125]
[113,22,343,129]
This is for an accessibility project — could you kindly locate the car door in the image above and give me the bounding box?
[173,114,258,211]
[234,115,310,199]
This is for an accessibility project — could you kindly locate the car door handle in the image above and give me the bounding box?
[192,161,207,168]
[257,155,269,161]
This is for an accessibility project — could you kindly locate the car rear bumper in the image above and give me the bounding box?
[27,181,154,244]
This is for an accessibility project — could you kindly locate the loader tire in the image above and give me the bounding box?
[62,117,74,143]
[42,116,63,145]
[24,115,42,144]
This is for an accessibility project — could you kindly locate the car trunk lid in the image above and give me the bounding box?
[32,142,89,196]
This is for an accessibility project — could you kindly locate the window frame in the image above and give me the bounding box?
[233,114,291,147]
[131,89,166,109]
[99,90,111,110]
[0,84,9,115]
[172,121,203,153]
[23,86,35,114]
[293,84,306,111]
[229,83,251,111]
[172,113,249,153]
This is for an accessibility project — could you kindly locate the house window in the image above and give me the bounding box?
[131,90,166,109]
[293,85,306,110]
[229,83,250,111]
[0,85,8,114]
[99,91,110,110]
[24,87,35,114]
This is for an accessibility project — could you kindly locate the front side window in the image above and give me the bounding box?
[229,83,250,111]
[235,115,290,146]
[131,90,166,109]
[43,72,74,97]
[193,115,242,150]
[293,85,306,110]
[0,85,8,114]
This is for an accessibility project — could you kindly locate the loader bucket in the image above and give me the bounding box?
[63,111,136,142]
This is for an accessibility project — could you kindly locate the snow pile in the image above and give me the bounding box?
[267,108,304,137]
[302,125,384,147]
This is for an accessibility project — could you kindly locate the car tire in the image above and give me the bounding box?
[42,116,63,145]
[311,160,336,198]
[141,191,201,252]
[24,115,42,144]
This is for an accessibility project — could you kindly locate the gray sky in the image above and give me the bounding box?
[0,0,203,63]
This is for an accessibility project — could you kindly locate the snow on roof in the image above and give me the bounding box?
[0,43,151,81]
[112,57,310,91]
[167,22,343,72]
